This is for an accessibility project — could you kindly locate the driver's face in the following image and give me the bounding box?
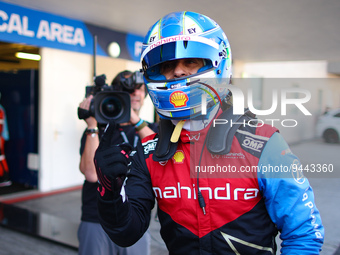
[160,58,204,80]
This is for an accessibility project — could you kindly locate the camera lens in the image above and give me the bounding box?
[94,91,130,124]
[100,96,123,119]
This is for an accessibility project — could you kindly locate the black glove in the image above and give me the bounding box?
[94,120,132,200]
[77,107,91,120]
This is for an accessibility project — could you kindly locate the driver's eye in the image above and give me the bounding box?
[161,61,176,72]
[185,59,196,64]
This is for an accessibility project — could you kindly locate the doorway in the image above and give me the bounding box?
[0,42,40,194]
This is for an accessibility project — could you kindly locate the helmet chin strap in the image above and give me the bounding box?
[170,120,186,143]
[170,103,221,139]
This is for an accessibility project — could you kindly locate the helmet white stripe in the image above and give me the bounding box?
[140,35,220,63]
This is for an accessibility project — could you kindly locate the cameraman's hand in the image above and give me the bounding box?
[78,95,97,127]
[130,108,140,125]
[94,120,132,200]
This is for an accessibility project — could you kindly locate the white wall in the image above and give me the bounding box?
[241,61,330,78]
[39,48,154,192]
[39,48,92,191]
[233,60,340,144]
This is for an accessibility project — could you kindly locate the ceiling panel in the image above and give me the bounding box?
[2,0,340,62]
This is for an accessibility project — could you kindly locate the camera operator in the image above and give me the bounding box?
[77,70,157,255]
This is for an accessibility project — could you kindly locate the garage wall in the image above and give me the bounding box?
[39,48,153,192]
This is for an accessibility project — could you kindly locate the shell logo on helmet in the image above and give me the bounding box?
[170,91,189,108]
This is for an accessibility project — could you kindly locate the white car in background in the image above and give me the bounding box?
[316,108,340,143]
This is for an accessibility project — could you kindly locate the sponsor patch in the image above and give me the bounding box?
[143,139,158,154]
[291,159,306,184]
[172,150,185,164]
[170,91,189,108]
[242,136,265,152]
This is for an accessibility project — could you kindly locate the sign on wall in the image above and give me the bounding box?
[0,1,143,61]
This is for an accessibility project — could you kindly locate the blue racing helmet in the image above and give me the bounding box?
[141,11,232,120]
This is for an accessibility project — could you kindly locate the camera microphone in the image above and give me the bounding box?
[95,74,106,87]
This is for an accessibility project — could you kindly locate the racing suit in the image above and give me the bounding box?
[97,112,324,254]
[0,105,9,178]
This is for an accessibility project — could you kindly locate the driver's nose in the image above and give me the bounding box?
[173,60,188,78]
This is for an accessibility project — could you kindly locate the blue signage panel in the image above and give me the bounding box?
[0,1,143,61]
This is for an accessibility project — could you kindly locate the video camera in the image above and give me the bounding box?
[82,71,144,124]
[112,70,144,94]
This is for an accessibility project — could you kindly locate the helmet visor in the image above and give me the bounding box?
[141,38,220,80]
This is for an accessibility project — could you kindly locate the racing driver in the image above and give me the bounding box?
[94,11,324,254]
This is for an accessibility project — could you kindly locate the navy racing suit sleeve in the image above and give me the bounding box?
[257,132,324,254]
[97,141,155,247]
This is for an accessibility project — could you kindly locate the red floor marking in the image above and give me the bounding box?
[0,185,82,204]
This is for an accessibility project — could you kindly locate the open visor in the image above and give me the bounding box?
[141,37,221,80]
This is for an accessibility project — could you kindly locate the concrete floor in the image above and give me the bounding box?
[0,225,78,255]
[0,188,168,255]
